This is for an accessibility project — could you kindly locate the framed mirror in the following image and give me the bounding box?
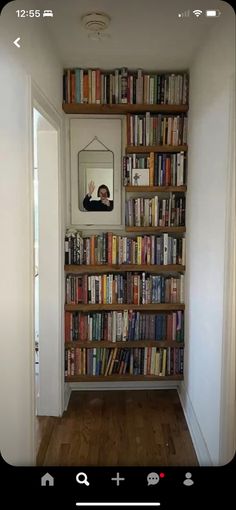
[70,117,122,227]
[78,149,114,212]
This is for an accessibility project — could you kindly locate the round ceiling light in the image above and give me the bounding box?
[81,12,111,32]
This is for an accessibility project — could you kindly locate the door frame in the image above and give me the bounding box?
[29,78,64,457]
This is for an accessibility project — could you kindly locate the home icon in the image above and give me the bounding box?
[41,472,54,486]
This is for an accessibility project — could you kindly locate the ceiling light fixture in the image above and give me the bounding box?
[81,11,111,41]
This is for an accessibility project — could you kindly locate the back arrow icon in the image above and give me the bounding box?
[13,37,21,48]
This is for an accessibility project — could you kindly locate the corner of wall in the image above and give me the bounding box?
[178,382,213,466]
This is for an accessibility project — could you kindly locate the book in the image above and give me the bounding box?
[131,168,149,186]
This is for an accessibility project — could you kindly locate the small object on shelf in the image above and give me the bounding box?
[132,168,150,185]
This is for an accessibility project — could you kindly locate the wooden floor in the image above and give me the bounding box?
[36,389,198,466]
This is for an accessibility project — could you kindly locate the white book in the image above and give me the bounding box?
[132,168,149,186]
[173,238,177,265]
[122,310,128,341]
[112,311,117,342]
[146,112,150,146]
[163,233,168,265]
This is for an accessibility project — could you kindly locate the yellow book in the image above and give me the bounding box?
[108,347,118,374]
[137,236,142,265]
[112,235,117,264]
[105,349,113,376]
[161,348,167,376]
[103,274,107,304]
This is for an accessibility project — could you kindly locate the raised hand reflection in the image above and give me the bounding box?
[83,181,114,211]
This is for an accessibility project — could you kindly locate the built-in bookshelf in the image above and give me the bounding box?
[64,230,185,380]
[62,68,188,107]
[63,67,188,382]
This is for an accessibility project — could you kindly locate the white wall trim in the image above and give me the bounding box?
[27,75,36,465]
[68,381,180,391]
[64,383,72,410]
[178,382,212,466]
[219,73,236,465]
[31,81,64,418]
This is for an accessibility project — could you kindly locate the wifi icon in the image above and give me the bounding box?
[193,9,203,17]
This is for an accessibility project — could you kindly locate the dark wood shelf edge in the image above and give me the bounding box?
[64,264,185,273]
[125,185,187,192]
[65,375,183,381]
[65,304,185,311]
[126,227,186,233]
[126,145,188,153]
[62,103,189,114]
[65,341,184,349]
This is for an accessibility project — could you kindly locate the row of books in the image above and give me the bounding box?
[63,68,189,105]
[65,231,185,266]
[127,113,188,146]
[65,346,184,377]
[123,152,186,186]
[65,274,184,305]
[125,196,185,227]
[65,310,184,343]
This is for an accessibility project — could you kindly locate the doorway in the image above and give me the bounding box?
[32,105,63,432]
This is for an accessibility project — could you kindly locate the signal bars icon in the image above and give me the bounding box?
[193,9,203,17]
[178,9,190,18]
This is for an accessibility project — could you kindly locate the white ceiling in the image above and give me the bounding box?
[9,0,230,70]
[43,0,228,70]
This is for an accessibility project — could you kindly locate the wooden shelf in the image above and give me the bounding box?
[65,264,185,274]
[126,145,188,153]
[65,341,184,349]
[65,374,183,381]
[125,185,187,193]
[65,303,185,312]
[62,103,189,114]
[126,226,186,233]
[64,91,187,385]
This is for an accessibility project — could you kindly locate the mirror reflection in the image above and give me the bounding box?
[78,150,114,212]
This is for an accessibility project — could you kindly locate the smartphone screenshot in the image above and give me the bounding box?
[0,0,235,507]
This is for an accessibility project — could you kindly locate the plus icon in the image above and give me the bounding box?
[111,472,125,486]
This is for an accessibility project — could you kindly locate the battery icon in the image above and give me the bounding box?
[205,9,221,17]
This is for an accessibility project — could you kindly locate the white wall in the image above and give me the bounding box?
[0,5,63,465]
[180,6,235,465]
[37,128,62,416]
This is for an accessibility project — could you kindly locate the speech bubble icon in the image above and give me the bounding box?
[147,472,160,486]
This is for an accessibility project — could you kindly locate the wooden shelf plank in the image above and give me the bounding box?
[125,185,187,192]
[62,104,189,114]
[126,145,188,153]
[65,264,185,273]
[65,341,184,349]
[65,374,183,381]
[65,303,185,312]
[126,226,186,233]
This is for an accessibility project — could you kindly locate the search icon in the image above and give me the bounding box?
[76,472,90,486]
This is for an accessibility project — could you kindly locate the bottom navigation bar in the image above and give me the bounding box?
[76,504,161,507]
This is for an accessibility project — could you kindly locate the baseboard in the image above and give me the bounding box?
[178,382,212,466]
[68,381,180,391]
[64,383,71,410]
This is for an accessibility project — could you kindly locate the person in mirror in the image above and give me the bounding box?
[83,181,113,211]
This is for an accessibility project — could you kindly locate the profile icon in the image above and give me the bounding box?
[183,472,194,486]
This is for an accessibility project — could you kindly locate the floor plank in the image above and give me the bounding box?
[36,389,198,466]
